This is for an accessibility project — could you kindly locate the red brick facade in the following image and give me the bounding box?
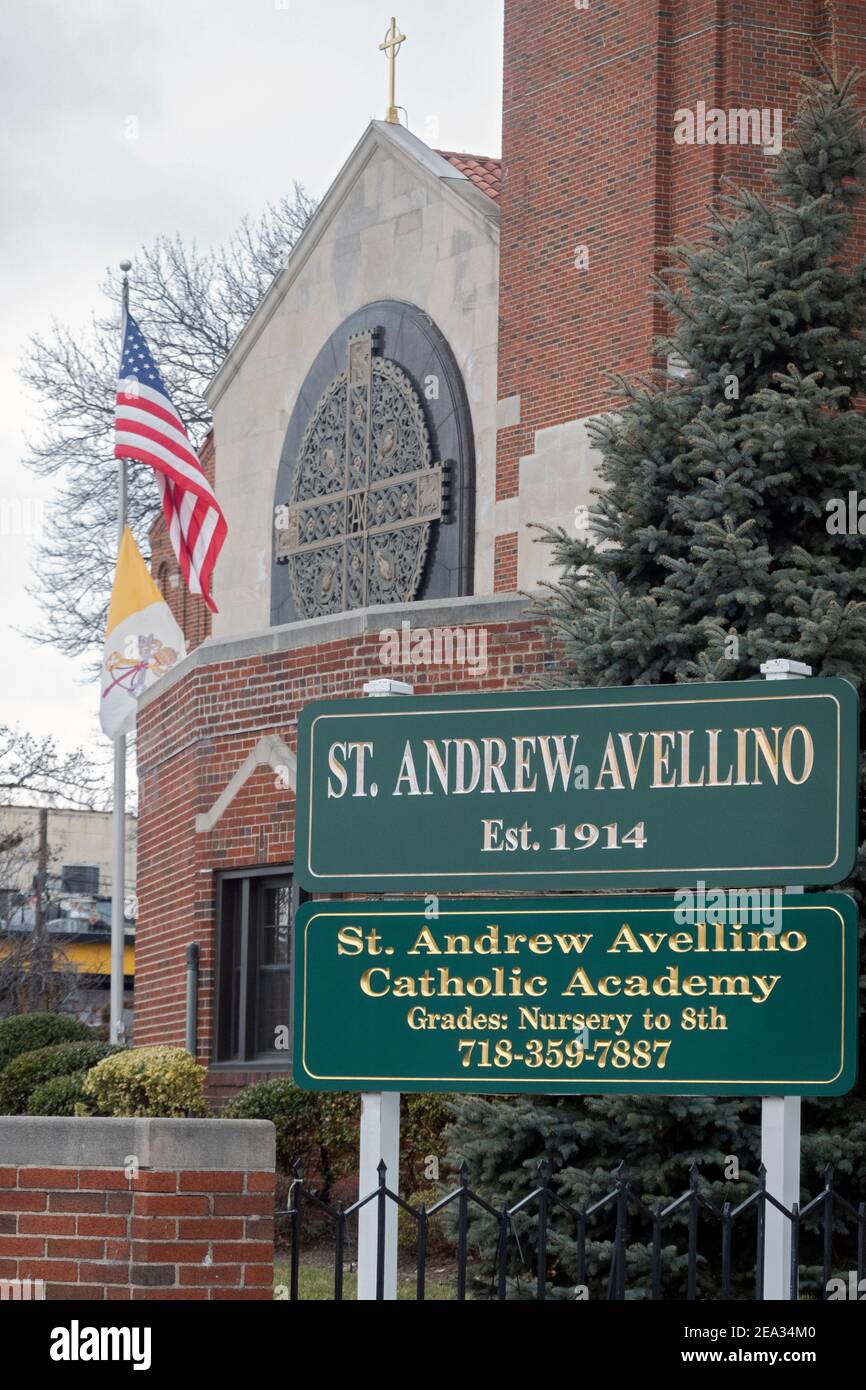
[493,532,518,593]
[496,0,866,500]
[148,430,215,652]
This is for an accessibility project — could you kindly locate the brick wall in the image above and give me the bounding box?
[134,594,561,1095]
[493,532,518,592]
[148,430,215,653]
[0,1118,274,1301]
[496,0,866,500]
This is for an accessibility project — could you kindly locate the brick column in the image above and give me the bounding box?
[0,1117,275,1301]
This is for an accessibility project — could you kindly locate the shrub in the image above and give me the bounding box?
[224,1079,360,1190]
[0,1041,119,1115]
[319,1092,361,1176]
[224,1078,324,1171]
[84,1046,207,1117]
[0,1012,94,1071]
[398,1184,456,1261]
[402,1094,452,1192]
[27,1072,93,1117]
[224,1081,452,1196]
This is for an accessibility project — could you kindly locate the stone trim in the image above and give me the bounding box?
[0,1117,275,1172]
[207,120,500,410]
[497,394,521,429]
[139,590,536,708]
[195,734,296,834]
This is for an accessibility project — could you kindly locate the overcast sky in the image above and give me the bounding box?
[0,0,503,771]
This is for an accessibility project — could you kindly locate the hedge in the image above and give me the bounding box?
[0,1012,95,1071]
[26,1072,92,1117]
[84,1046,206,1117]
[223,1078,357,1179]
[0,1040,119,1115]
[223,1080,453,1195]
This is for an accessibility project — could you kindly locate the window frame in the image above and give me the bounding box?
[212,864,302,1071]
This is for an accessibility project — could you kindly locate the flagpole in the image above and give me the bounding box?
[110,259,132,1046]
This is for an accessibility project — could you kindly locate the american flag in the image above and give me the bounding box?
[115,313,226,613]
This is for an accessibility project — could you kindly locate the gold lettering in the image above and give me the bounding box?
[734,729,750,785]
[360,968,391,996]
[424,740,450,795]
[678,730,706,787]
[617,731,650,788]
[513,736,538,792]
[780,931,807,952]
[706,728,734,786]
[394,742,421,796]
[681,975,707,995]
[481,738,508,794]
[595,735,625,790]
[454,739,481,794]
[651,731,677,788]
[782,726,814,785]
[408,927,442,955]
[608,924,642,953]
[752,726,782,785]
[337,926,365,955]
[327,742,348,798]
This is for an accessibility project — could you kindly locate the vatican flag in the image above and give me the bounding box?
[100,527,186,740]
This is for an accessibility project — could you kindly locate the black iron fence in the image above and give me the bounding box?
[278,1160,866,1301]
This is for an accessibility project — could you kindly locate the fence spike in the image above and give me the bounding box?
[278,1160,855,1302]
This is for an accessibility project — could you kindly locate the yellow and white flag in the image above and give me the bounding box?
[100,527,186,740]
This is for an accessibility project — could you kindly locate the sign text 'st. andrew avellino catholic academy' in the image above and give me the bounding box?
[293,895,858,1096]
[295,679,859,892]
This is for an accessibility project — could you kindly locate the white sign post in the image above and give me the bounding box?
[356,677,412,1301]
[760,657,811,1300]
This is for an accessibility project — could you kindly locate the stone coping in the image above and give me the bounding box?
[139,589,538,708]
[0,1117,275,1171]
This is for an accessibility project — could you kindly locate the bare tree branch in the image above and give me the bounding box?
[20,184,318,659]
[0,726,108,808]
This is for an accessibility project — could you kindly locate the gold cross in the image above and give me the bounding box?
[379,16,406,124]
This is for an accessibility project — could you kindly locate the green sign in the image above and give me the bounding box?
[292,895,858,1096]
[295,679,858,892]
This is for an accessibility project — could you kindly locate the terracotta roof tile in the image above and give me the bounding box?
[436,150,502,203]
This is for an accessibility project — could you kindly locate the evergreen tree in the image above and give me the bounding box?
[447,63,866,1298]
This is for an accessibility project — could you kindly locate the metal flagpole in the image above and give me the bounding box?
[110,259,132,1046]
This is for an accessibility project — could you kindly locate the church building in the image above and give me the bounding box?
[135,1,865,1100]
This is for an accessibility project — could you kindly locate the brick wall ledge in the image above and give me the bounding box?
[139,589,541,709]
[0,1117,275,1172]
